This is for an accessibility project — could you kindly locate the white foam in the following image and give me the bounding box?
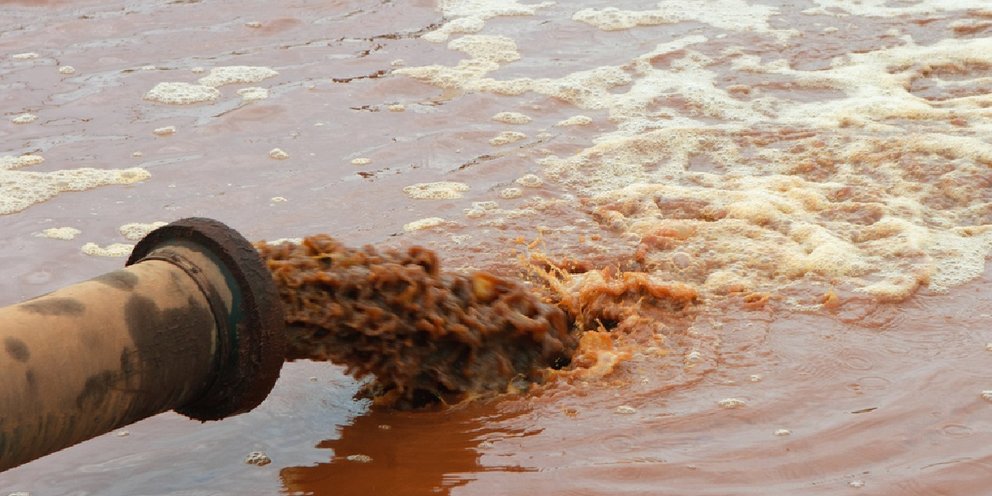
[144,82,219,105]
[395,4,992,301]
[0,155,44,171]
[403,181,470,200]
[58,66,76,75]
[11,113,37,124]
[38,227,81,240]
[0,162,150,216]
[404,217,448,231]
[808,0,990,17]
[464,200,500,218]
[152,126,176,136]
[555,115,592,127]
[423,16,486,43]
[573,1,796,41]
[197,66,278,87]
[81,242,134,258]
[269,148,289,160]
[11,52,38,60]
[237,87,269,102]
[500,187,523,199]
[424,0,555,43]
[492,111,532,124]
[516,174,543,187]
[119,222,167,241]
[490,131,527,146]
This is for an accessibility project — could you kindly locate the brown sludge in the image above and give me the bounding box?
[255,235,577,409]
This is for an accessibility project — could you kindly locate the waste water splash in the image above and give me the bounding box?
[2,0,992,494]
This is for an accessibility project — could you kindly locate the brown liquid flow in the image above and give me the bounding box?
[256,235,576,409]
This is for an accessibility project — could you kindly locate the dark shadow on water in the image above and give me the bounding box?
[280,402,536,496]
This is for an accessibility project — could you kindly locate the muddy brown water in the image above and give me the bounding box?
[3,1,992,494]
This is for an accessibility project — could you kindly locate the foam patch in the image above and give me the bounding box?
[197,66,278,87]
[119,222,168,241]
[38,227,81,240]
[0,157,149,216]
[81,242,134,258]
[403,181,470,200]
[395,6,992,301]
[144,82,220,104]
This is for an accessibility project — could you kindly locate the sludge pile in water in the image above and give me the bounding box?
[255,235,576,409]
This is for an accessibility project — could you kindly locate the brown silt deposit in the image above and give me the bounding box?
[256,235,576,408]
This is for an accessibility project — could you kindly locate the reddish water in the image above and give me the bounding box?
[3,1,992,494]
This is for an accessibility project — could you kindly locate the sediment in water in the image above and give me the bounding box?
[256,235,576,409]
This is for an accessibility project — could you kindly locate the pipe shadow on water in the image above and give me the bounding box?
[280,402,536,496]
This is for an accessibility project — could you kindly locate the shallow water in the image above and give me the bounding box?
[2,0,992,494]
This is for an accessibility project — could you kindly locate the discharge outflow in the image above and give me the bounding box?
[257,235,577,409]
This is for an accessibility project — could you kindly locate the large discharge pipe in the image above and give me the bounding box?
[0,218,286,472]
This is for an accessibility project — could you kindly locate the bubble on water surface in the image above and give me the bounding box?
[422,16,485,43]
[38,227,81,240]
[492,111,531,124]
[81,242,134,258]
[572,1,794,41]
[197,66,278,87]
[404,217,447,232]
[403,181,469,200]
[237,87,269,102]
[500,187,523,199]
[144,82,219,104]
[244,451,271,466]
[807,0,990,17]
[0,160,149,216]
[422,0,554,43]
[555,115,592,127]
[490,131,527,146]
[515,174,543,188]
[119,222,167,241]
[152,126,176,136]
[394,20,992,300]
[0,155,44,170]
[11,113,37,124]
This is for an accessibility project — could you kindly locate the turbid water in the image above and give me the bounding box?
[2,0,992,494]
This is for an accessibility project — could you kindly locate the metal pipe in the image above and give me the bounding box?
[0,218,286,471]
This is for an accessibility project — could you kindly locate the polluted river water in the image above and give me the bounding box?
[3,0,992,494]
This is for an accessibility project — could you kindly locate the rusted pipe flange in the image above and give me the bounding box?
[127,218,286,420]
